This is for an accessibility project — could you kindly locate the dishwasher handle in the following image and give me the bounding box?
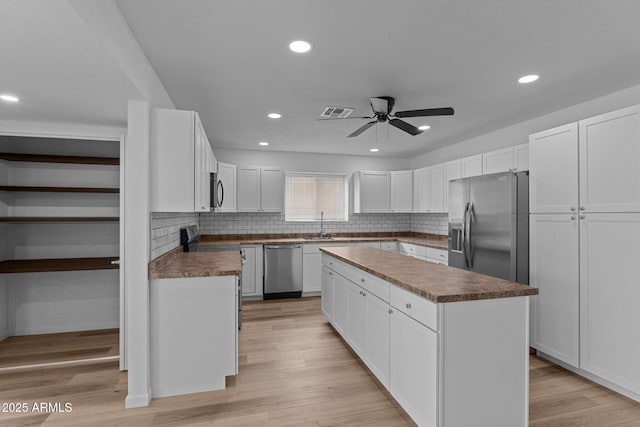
[265,245,302,249]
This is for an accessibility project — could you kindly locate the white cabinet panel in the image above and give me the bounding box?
[461,154,482,178]
[390,170,413,213]
[240,245,263,297]
[413,167,429,213]
[529,123,579,213]
[579,213,640,394]
[444,159,462,212]
[260,167,283,212]
[236,167,260,212]
[513,143,529,172]
[579,105,640,213]
[303,253,321,293]
[428,164,444,213]
[347,280,367,357]
[390,308,438,427]
[216,162,236,212]
[530,214,579,367]
[321,266,334,321]
[333,273,350,336]
[381,241,397,252]
[353,171,391,213]
[364,292,390,388]
[482,147,514,175]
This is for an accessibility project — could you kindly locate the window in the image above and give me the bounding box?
[285,173,348,221]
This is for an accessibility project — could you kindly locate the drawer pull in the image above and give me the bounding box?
[328,272,333,276]
[406,303,412,309]
[389,309,393,314]
[362,292,366,297]
[360,278,365,283]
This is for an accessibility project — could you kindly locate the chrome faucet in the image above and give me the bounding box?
[320,211,325,238]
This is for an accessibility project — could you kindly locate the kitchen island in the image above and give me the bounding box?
[320,246,538,427]
[148,249,241,398]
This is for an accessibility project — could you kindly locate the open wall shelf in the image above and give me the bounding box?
[0,257,119,274]
[0,153,119,166]
[0,217,119,222]
[0,186,119,193]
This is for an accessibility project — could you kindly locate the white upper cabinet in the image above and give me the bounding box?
[482,147,514,175]
[390,170,413,213]
[215,162,236,212]
[578,105,640,213]
[443,159,462,212]
[513,143,529,172]
[412,167,429,213]
[460,154,483,178]
[236,166,283,213]
[353,171,391,213]
[427,164,444,213]
[529,122,579,214]
[150,108,213,212]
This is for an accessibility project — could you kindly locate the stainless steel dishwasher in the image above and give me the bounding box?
[263,244,303,299]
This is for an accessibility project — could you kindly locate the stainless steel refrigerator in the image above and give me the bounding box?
[448,171,529,284]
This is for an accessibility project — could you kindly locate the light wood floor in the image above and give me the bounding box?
[0,329,119,369]
[1,297,639,426]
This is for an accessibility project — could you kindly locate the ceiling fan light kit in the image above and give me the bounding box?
[321,96,454,138]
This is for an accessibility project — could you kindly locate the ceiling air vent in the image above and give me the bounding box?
[320,106,354,119]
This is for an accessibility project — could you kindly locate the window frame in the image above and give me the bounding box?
[284,171,349,222]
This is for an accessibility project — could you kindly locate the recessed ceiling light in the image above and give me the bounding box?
[370,148,379,153]
[289,40,312,53]
[258,141,269,146]
[267,113,282,119]
[518,74,539,84]
[418,125,431,131]
[0,94,19,102]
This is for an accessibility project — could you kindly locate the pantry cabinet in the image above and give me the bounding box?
[150,108,213,212]
[530,105,640,400]
[236,166,283,212]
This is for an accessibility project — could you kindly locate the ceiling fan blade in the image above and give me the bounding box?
[347,120,377,138]
[394,107,455,118]
[389,118,423,136]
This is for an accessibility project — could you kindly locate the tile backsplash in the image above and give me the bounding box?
[150,212,199,260]
[199,212,412,235]
[151,211,449,260]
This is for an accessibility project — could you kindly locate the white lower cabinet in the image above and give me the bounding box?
[347,279,367,356]
[390,308,438,427]
[364,291,390,387]
[333,272,350,337]
[240,245,263,298]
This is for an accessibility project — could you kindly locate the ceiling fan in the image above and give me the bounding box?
[320,96,454,138]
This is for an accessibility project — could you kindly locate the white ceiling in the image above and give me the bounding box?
[116,0,640,158]
[0,0,141,127]
[3,1,640,158]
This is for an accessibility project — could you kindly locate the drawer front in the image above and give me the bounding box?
[426,247,448,262]
[323,255,390,302]
[305,242,355,254]
[381,241,397,252]
[397,243,426,257]
[390,285,439,331]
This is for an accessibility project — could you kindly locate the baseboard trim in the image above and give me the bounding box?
[0,330,9,342]
[0,355,119,372]
[125,387,152,408]
[537,351,640,403]
[11,321,119,337]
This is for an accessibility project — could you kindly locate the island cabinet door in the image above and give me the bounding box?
[364,291,390,389]
[333,273,350,337]
[347,280,367,358]
[390,308,438,427]
[321,266,335,321]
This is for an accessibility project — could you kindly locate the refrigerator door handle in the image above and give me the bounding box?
[468,202,475,268]
[462,202,470,268]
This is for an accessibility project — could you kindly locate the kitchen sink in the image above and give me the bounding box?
[303,237,333,241]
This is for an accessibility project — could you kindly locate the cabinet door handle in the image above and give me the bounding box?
[328,272,333,276]
[389,309,393,314]
[570,206,576,212]
[580,206,585,211]
[360,278,365,283]
[406,303,412,309]
[580,214,586,219]
[571,215,576,221]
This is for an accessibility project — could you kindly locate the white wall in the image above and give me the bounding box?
[215,148,411,175]
[411,83,640,168]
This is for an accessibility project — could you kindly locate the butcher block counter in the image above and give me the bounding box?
[320,246,536,427]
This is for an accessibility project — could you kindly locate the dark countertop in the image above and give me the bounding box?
[149,248,241,279]
[320,246,538,303]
